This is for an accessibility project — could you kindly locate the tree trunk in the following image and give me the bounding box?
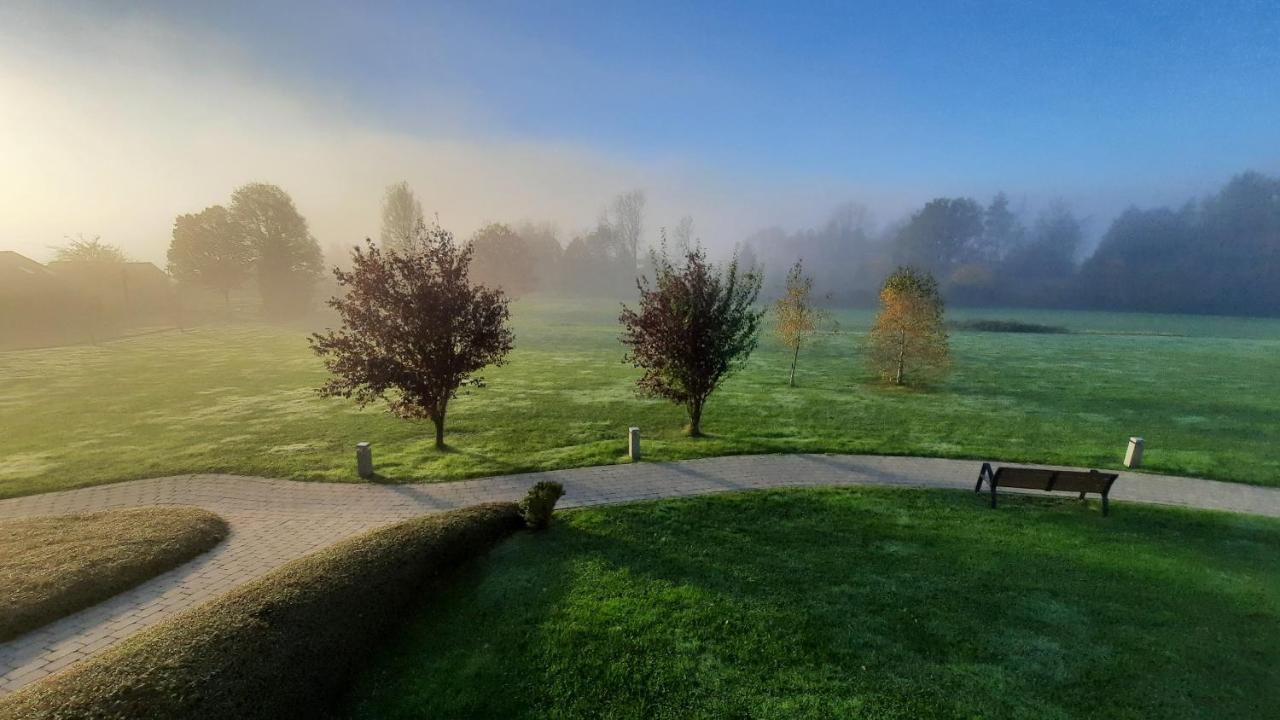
[432,398,449,449]
[687,399,704,437]
[432,414,445,449]
[895,329,906,385]
[789,345,800,387]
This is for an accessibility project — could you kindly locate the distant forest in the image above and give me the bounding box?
[466,170,1280,317]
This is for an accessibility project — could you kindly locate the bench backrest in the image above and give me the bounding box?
[993,467,1118,493]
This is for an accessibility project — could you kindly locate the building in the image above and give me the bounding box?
[0,252,175,349]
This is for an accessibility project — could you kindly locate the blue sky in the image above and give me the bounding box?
[2,1,1279,260]
[153,1,1280,187]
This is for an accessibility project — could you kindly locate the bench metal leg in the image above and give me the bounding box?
[976,462,992,493]
[1102,492,1110,517]
[990,481,998,509]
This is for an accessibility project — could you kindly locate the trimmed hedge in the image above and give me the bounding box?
[1,506,229,642]
[948,319,1071,334]
[0,502,523,720]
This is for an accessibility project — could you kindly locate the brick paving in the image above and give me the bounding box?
[2,453,1278,694]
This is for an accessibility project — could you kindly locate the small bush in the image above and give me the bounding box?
[0,502,522,720]
[949,319,1071,334]
[520,480,565,530]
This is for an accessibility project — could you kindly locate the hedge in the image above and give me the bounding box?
[0,502,523,720]
[1,506,229,642]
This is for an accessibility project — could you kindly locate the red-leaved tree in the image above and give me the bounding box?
[619,243,763,436]
[310,225,513,449]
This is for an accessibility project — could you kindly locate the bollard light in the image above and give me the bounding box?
[1124,437,1144,469]
[356,441,374,478]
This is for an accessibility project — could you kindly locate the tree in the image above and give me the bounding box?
[515,221,562,291]
[380,181,424,251]
[671,215,695,252]
[997,202,1082,305]
[619,243,764,436]
[310,224,513,449]
[893,198,984,278]
[229,183,323,318]
[982,192,1024,261]
[773,259,830,387]
[53,235,126,263]
[1078,171,1280,316]
[867,266,949,386]
[167,205,251,307]
[609,189,646,276]
[469,222,534,296]
[561,222,624,296]
[1082,205,1198,312]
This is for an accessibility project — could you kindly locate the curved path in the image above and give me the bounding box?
[2,453,1278,694]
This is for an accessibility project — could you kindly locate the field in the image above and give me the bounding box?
[1,298,1279,498]
[344,488,1280,719]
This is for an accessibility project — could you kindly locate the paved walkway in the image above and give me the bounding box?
[2,453,1278,694]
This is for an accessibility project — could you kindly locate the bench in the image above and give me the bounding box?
[975,463,1120,515]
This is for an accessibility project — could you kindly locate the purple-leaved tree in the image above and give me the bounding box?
[310,224,513,449]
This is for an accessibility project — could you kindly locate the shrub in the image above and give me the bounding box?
[950,319,1070,334]
[520,480,565,530]
[0,502,522,720]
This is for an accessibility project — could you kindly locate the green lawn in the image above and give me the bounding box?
[1,298,1279,498]
[344,487,1280,719]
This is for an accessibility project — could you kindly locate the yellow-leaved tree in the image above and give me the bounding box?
[867,266,949,386]
[773,259,832,387]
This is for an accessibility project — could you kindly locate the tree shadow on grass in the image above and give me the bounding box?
[340,526,583,718]
[341,489,1280,718]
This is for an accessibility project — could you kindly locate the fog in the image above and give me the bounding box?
[0,3,906,266]
[3,2,1278,323]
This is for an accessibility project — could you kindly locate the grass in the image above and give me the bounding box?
[344,487,1280,720]
[0,503,521,720]
[0,506,228,641]
[1,298,1279,498]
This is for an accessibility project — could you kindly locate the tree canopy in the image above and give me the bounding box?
[228,183,323,317]
[310,224,513,449]
[773,259,831,387]
[620,243,763,436]
[167,205,250,305]
[380,181,424,252]
[52,235,127,263]
[867,266,949,386]
[469,223,535,296]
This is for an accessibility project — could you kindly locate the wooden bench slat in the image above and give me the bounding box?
[993,468,1056,490]
[1052,471,1117,493]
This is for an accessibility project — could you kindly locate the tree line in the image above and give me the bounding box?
[747,170,1280,316]
[164,169,1280,320]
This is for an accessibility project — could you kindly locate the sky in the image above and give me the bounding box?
[2,0,1278,264]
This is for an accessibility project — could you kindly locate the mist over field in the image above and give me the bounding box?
[0,2,871,267]
[3,1,1276,305]
[0,1,1277,372]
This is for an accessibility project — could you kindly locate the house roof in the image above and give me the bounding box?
[0,251,63,296]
